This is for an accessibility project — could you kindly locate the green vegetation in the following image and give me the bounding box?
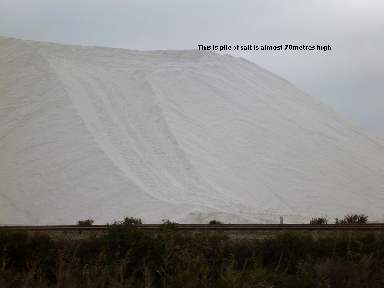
[309,214,369,225]
[310,217,328,225]
[76,219,94,226]
[209,220,223,225]
[335,213,369,224]
[112,216,143,226]
[157,219,179,232]
[1,218,384,287]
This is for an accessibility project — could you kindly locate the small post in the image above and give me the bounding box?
[280,216,283,224]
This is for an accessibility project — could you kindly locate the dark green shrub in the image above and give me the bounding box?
[351,213,368,223]
[209,220,223,224]
[260,232,315,274]
[0,230,29,272]
[105,220,147,252]
[334,217,346,224]
[0,229,57,276]
[115,216,143,226]
[157,219,179,232]
[76,219,94,226]
[335,213,368,224]
[310,217,328,225]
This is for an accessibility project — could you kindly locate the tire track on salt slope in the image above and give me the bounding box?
[90,72,185,200]
[47,57,286,218]
[144,71,257,207]
[71,72,175,202]
[100,67,250,213]
[147,76,247,202]
[119,73,193,191]
[52,59,237,210]
[47,58,172,202]
[128,71,220,195]
[107,70,244,208]
[92,70,247,211]
[148,69,294,213]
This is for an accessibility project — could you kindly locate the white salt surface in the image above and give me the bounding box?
[1,37,384,225]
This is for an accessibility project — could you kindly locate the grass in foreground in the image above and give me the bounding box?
[1,222,384,287]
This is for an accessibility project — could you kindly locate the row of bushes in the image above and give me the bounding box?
[310,213,369,225]
[77,213,370,227]
[2,217,384,287]
[77,216,143,227]
[78,218,221,226]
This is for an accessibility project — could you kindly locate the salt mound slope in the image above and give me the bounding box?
[1,37,384,225]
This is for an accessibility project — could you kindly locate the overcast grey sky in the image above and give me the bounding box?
[1,0,383,139]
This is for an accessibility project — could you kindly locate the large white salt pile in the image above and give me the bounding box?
[1,37,384,225]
